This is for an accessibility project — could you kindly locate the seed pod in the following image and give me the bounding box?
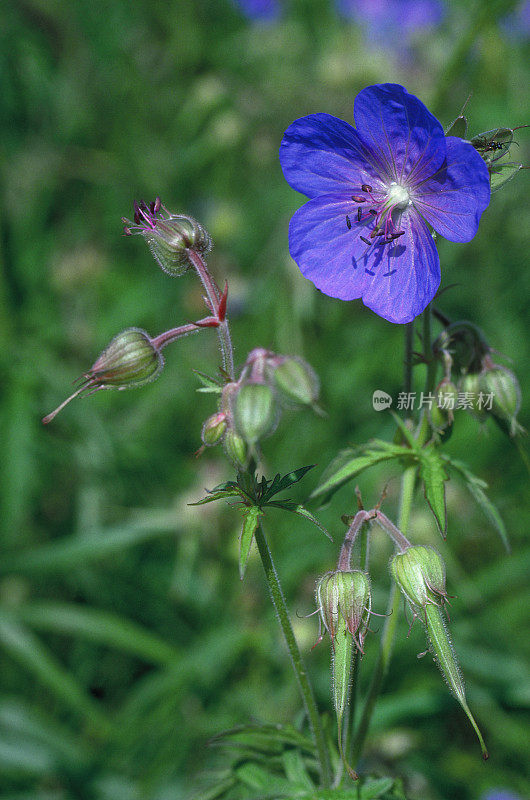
[315,570,371,781]
[391,546,488,759]
[269,356,319,408]
[233,381,277,445]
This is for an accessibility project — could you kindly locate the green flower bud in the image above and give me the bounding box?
[223,428,248,469]
[123,199,211,276]
[316,570,371,648]
[201,412,227,446]
[391,545,446,611]
[89,328,163,387]
[458,372,488,420]
[233,381,277,445]
[269,356,319,407]
[43,328,163,424]
[479,364,521,436]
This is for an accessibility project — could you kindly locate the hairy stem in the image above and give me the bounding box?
[186,249,235,379]
[254,522,331,787]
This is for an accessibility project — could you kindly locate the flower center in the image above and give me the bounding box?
[347,183,407,250]
[386,181,411,211]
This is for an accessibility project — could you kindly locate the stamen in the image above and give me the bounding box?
[351,195,366,203]
[357,208,362,222]
[360,236,371,245]
[361,184,372,192]
[346,215,351,230]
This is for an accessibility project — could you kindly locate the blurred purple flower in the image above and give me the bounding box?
[234,0,281,21]
[279,84,490,324]
[480,792,522,800]
[501,0,530,40]
[337,0,444,43]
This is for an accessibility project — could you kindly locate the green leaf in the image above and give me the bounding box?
[489,161,524,192]
[193,369,223,389]
[235,762,295,794]
[267,503,332,541]
[261,465,315,502]
[443,457,510,552]
[282,749,314,791]
[189,489,243,506]
[239,506,263,580]
[419,447,448,537]
[310,443,412,504]
[360,778,396,799]
[209,723,316,755]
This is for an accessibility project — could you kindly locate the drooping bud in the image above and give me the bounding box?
[479,362,522,437]
[123,198,211,276]
[391,545,488,759]
[458,372,489,421]
[315,569,371,782]
[268,356,319,408]
[201,411,228,446]
[223,428,248,469]
[233,381,277,445]
[391,545,446,611]
[316,570,371,649]
[435,322,489,375]
[43,328,163,424]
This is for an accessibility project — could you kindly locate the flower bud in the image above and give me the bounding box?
[123,199,211,276]
[89,328,163,387]
[479,364,521,436]
[391,545,446,611]
[458,372,488,420]
[431,378,459,432]
[201,411,227,446]
[233,381,277,445]
[42,328,163,424]
[316,570,371,648]
[223,428,248,469]
[268,356,319,408]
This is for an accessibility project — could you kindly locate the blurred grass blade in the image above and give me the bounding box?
[16,602,180,666]
[0,517,180,575]
[0,615,112,736]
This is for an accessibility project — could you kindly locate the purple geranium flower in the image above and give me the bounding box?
[279,83,490,323]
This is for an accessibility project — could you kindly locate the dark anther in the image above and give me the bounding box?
[360,235,371,245]
[352,195,366,203]
[388,230,405,241]
[369,208,377,215]
[361,184,373,193]
[357,208,362,222]
[346,215,352,230]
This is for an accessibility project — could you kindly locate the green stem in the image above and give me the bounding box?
[350,464,416,767]
[254,523,331,787]
[404,321,414,400]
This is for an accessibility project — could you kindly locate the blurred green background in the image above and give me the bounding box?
[0,1,528,798]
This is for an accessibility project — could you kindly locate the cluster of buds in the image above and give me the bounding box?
[391,544,488,759]
[200,347,320,468]
[433,322,522,437]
